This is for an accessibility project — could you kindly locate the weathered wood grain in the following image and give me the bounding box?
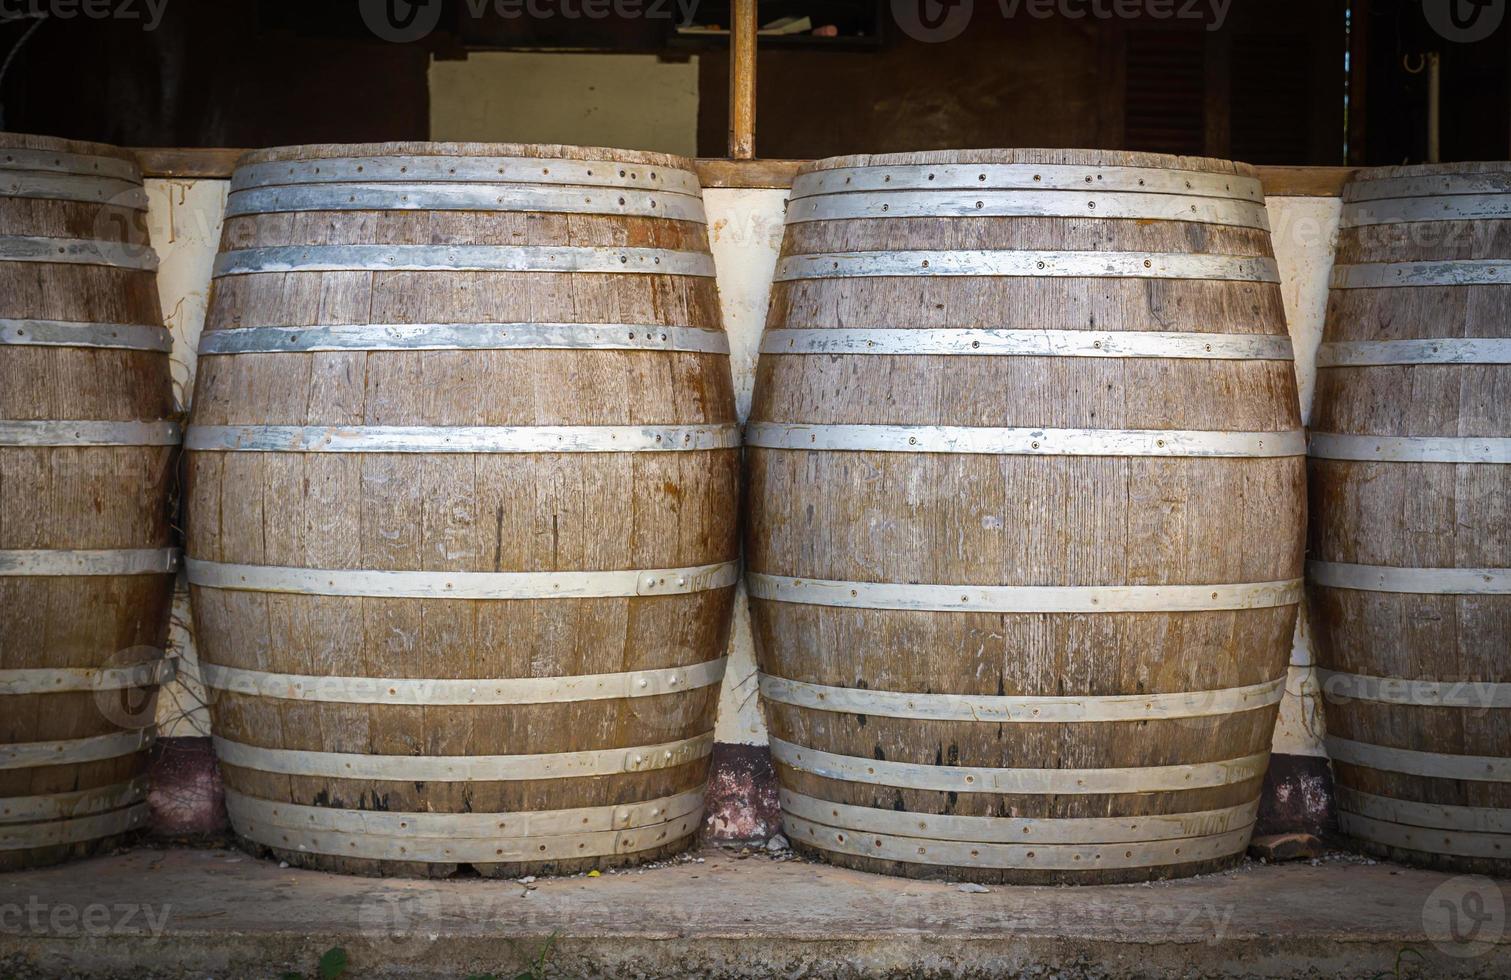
[1310,161,1511,877]
[747,148,1306,885]
[186,142,738,878]
[0,133,176,872]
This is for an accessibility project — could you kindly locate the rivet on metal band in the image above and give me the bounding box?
[759,329,1294,361]
[196,322,730,356]
[788,164,1264,202]
[225,184,706,222]
[1335,787,1511,835]
[1325,737,1511,782]
[1308,561,1511,595]
[0,660,173,696]
[0,778,150,824]
[783,815,1254,871]
[1331,260,1511,289]
[0,236,158,272]
[748,573,1303,614]
[0,804,151,851]
[773,251,1280,283]
[1315,338,1511,366]
[230,800,704,864]
[0,549,180,577]
[783,191,1269,230]
[1345,174,1511,203]
[1341,194,1511,227]
[779,790,1262,845]
[213,245,716,278]
[184,423,739,454]
[0,420,182,447]
[231,157,702,196]
[1317,670,1511,709]
[1337,811,1508,861]
[1,174,149,210]
[1307,433,1511,464]
[201,657,726,705]
[212,732,714,782]
[187,558,739,600]
[0,730,156,771]
[0,148,141,182]
[760,675,1285,722]
[0,319,173,352]
[745,423,1306,459]
[225,787,704,838]
[769,738,1270,794]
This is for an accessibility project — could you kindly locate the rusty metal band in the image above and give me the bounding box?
[0,148,141,182]
[1317,670,1511,709]
[187,557,739,600]
[1325,737,1511,782]
[779,791,1261,845]
[233,805,702,864]
[1308,561,1511,595]
[231,156,702,195]
[783,814,1253,871]
[225,787,703,837]
[1,173,148,210]
[1307,433,1511,463]
[184,423,739,454]
[213,245,715,278]
[0,235,158,271]
[1316,339,1511,366]
[0,730,155,771]
[0,420,181,447]
[748,573,1302,614]
[770,738,1270,794]
[789,164,1264,201]
[1338,811,1508,861]
[0,778,149,824]
[759,329,1293,361]
[759,675,1285,722]
[0,660,172,696]
[1335,787,1511,835]
[0,804,150,851]
[0,549,180,577]
[200,657,726,705]
[196,322,729,356]
[1331,260,1511,289]
[1341,194,1511,226]
[0,318,172,352]
[1346,173,1511,203]
[212,732,714,782]
[225,183,706,222]
[783,191,1269,229]
[774,251,1280,283]
[745,423,1305,458]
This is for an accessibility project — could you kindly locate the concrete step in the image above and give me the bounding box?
[0,845,1506,978]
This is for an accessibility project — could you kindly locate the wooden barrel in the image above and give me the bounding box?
[186,143,738,877]
[747,150,1305,885]
[1310,162,1511,875]
[0,134,177,871]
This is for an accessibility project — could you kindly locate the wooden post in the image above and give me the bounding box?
[729,0,757,159]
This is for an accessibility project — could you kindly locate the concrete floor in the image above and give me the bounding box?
[0,845,1507,978]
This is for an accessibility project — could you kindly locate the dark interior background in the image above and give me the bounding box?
[0,0,1506,164]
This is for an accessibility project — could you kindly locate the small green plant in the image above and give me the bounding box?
[507,931,560,980]
[279,946,348,980]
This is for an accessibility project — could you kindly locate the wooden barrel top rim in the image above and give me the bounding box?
[237,141,699,171]
[796,148,1259,178]
[224,182,706,222]
[789,163,1264,202]
[0,132,142,166]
